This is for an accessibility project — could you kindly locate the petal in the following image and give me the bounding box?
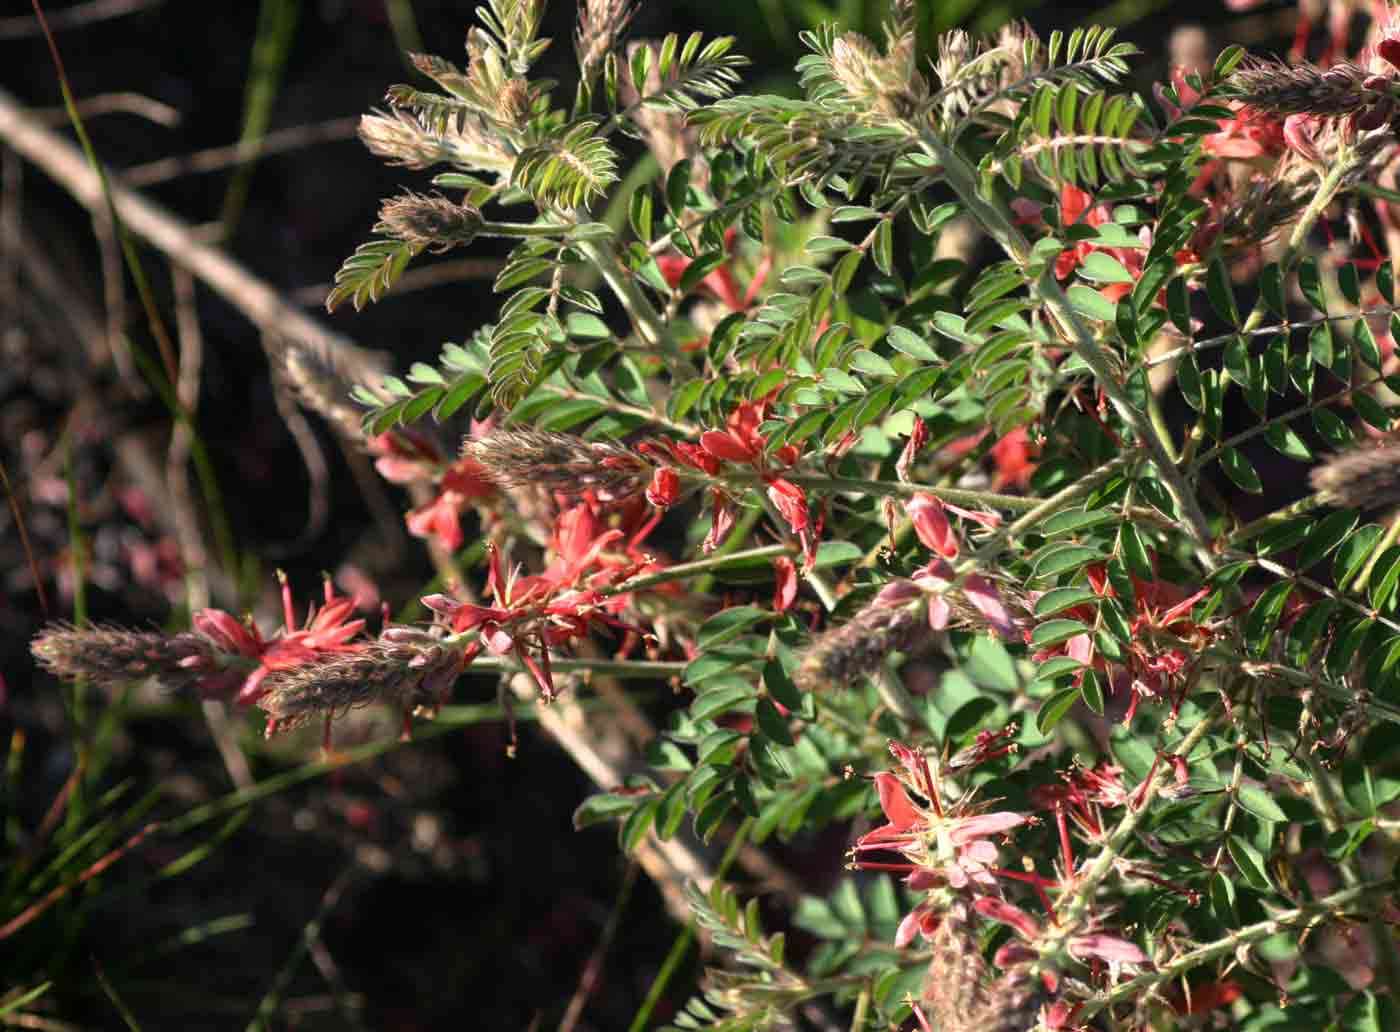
[773,556,799,613]
[1380,37,1400,72]
[973,896,1041,940]
[949,810,1026,844]
[1069,933,1149,965]
[646,466,681,508]
[906,494,958,558]
[963,575,1015,637]
[874,772,922,830]
[894,908,923,948]
[700,430,757,464]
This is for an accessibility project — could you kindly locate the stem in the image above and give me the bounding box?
[1303,750,1400,1002]
[849,984,871,1032]
[466,656,685,679]
[1208,736,1247,871]
[1078,877,1398,1020]
[970,453,1136,564]
[478,218,574,238]
[1040,708,1220,956]
[1184,150,1363,463]
[572,233,681,361]
[745,473,1044,512]
[605,543,793,596]
[914,128,1217,566]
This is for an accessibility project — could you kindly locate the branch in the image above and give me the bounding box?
[1077,877,1398,1019]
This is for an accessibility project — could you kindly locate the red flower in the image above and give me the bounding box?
[765,477,808,534]
[404,456,497,552]
[703,490,737,553]
[896,415,928,483]
[422,505,663,701]
[990,427,1038,491]
[369,428,446,485]
[657,228,770,313]
[190,577,367,707]
[907,493,959,558]
[772,556,798,613]
[646,466,680,508]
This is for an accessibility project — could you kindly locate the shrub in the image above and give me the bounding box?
[28,0,1400,1027]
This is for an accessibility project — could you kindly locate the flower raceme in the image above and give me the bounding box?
[30,576,367,709]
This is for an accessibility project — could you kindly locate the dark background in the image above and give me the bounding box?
[0,1,1290,1028]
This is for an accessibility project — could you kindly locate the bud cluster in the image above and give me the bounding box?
[376,193,484,252]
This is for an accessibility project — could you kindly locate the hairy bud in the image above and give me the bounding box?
[795,593,927,692]
[376,193,483,252]
[1309,442,1400,510]
[270,338,390,443]
[1230,60,1394,126]
[464,430,653,502]
[31,624,223,693]
[258,629,465,734]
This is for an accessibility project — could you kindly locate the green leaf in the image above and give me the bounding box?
[1067,284,1117,322]
[1298,256,1327,312]
[1220,448,1263,493]
[1244,580,1293,656]
[1227,834,1272,890]
[1369,546,1400,610]
[1032,544,1106,579]
[872,219,894,275]
[1118,522,1154,579]
[1177,353,1204,410]
[755,697,794,746]
[1034,587,1099,617]
[1212,44,1246,80]
[1030,619,1091,649]
[573,791,641,829]
[1206,257,1239,325]
[1167,276,1191,335]
[886,325,938,361]
[1264,423,1313,462]
[1335,524,1385,586]
[1079,251,1134,284]
[1036,687,1080,735]
[1079,668,1105,714]
[1354,390,1391,431]
[1356,318,1383,370]
[621,796,659,852]
[326,238,420,312]
[1260,263,1286,316]
[1236,783,1288,823]
[1340,262,1362,306]
[1297,510,1358,571]
[697,605,769,649]
[1309,322,1333,369]
[1313,407,1353,448]
[690,685,754,722]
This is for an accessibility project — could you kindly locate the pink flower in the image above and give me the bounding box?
[851,740,1029,914]
[189,577,367,708]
